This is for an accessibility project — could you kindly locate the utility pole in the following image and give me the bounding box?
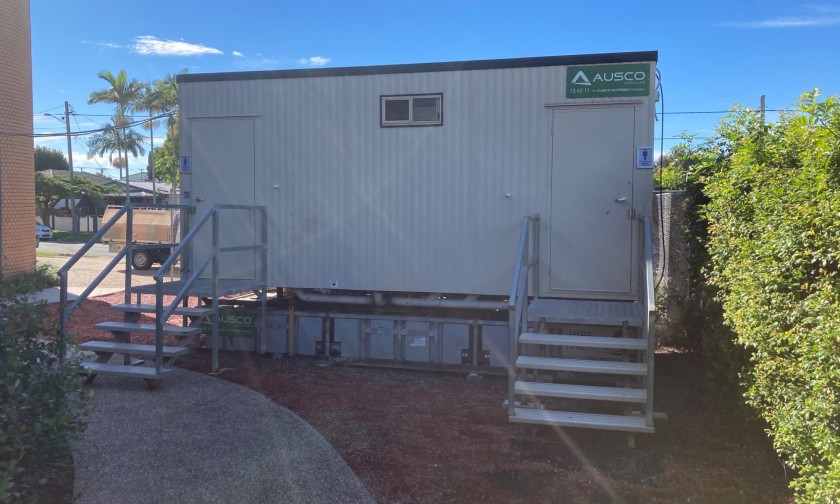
[64,101,78,233]
[760,95,766,122]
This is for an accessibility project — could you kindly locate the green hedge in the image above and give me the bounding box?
[698,91,840,501]
[0,269,88,503]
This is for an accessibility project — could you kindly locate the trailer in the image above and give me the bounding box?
[100,205,180,270]
[178,51,657,300]
[64,51,662,441]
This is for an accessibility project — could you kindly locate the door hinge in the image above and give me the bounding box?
[627,208,637,219]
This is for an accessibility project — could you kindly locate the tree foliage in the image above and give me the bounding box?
[35,171,119,224]
[695,90,840,501]
[33,146,68,172]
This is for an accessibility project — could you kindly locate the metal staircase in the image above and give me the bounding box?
[506,215,658,445]
[58,203,267,389]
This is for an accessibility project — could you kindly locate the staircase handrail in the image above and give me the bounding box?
[642,216,656,314]
[507,214,540,416]
[57,203,187,360]
[151,204,268,372]
[641,215,656,427]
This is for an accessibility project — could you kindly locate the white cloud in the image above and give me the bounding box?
[298,56,330,67]
[133,35,223,56]
[232,51,245,57]
[82,40,123,50]
[721,9,840,30]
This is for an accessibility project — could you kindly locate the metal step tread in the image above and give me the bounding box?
[515,381,647,402]
[516,356,647,375]
[112,303,214,318]
[80,362,173,379]
[527,299,644,327]
[509,407,654,433]
[519,332,646,350]
[79,341,188,358]
[94,321,200,336]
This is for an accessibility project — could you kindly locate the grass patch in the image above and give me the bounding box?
[52,230,96,243]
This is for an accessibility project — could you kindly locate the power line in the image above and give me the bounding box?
[71,113,108,173]
[1,110,175,138]
[662,108,794,115]
[34,105,65,115]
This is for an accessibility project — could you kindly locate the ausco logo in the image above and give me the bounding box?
[220,315,253,325]
[570,70,648,86]
[566,63,651,99]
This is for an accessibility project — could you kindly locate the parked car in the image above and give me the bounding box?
[36,222,53,240]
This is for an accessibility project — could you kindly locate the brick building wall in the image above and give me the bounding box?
[0,0,36,276]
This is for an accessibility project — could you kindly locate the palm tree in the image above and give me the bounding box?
[87,69,145,120]
[135,71,182,203]
[136,85,162,202]
[88,70,147,200]
[86,123,147,198]
[154,71,183,137]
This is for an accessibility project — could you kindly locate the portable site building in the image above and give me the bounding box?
[177,51,658,302]
[61,51,661,441]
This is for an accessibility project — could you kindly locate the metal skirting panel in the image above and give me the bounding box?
[295,315,325,356]
[264,312,288,354]
[480,324,509,368]
[286,312,506,369]
[402,321,435,363]
[333,318,362,358]
[441,323,472,365]
[367,319,397,360]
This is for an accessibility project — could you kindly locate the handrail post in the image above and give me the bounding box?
[58,273,68,364]
[507,305,517,415]
[155,277,164,373]
[642,216,656,428]
[531,215,540,299]
[125,204,133,305]
[260,209,268,353]
[507,215,539,418]
[211,208,220,373]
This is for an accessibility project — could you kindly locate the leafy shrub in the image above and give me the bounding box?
[698,91,840,502]
[0,271,88,503]
[654,163,687,190]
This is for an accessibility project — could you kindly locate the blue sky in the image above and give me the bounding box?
[30,0,840,179]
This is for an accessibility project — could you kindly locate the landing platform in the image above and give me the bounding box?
[527,298,644,327]
[130,278,266,297]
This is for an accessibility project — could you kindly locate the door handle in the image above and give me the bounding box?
[195,197,204,202]
[614,196,628,203]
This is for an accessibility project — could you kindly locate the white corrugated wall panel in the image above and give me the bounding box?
[180,63,650,296]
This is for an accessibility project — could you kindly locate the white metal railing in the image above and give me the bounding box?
[641,216,656,427]
[152,204,268,373]
[58,203,268,375]
[58,203,184,360]
[507,214,540,416]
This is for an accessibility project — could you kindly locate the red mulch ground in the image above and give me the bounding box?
[57,293,794,504]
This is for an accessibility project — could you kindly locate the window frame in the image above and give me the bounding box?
[380,93,443,127]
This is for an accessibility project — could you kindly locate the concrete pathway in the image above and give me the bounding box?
[73,368,374,504]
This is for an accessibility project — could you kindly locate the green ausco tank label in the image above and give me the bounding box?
[566,63,651,98]
[201,306,257,337]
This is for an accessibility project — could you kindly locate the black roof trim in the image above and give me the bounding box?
[177,51,658,84]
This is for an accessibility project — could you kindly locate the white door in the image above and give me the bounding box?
[547,106,636,297]
[190,117,256,280]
